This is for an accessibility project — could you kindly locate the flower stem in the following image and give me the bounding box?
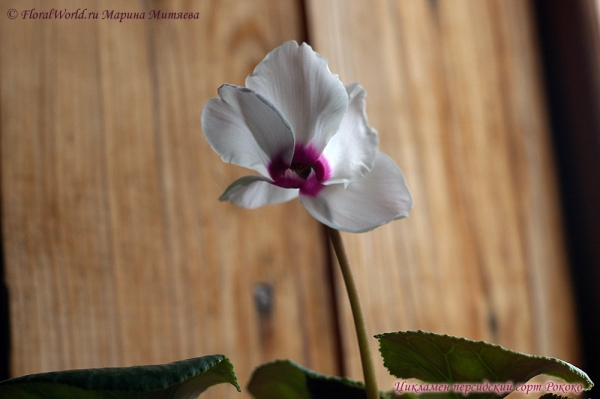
[327,226,379,399]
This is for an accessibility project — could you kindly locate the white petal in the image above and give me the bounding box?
[300,152,412,233]
[219,175,299,209]
[322,83,378,185]
[246,41,348,154]
[201,84,294,176]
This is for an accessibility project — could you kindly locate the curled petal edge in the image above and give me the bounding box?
[220,175,299,209]
[300,152,413,233]
[201,84,295,176]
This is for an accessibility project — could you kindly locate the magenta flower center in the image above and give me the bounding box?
[268,144,331,197]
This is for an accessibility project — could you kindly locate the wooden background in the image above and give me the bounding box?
[0,0,586,398]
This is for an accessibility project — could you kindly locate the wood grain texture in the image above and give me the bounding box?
[1,0,337,397]
[307,0,581,388]
[1,0,585,396]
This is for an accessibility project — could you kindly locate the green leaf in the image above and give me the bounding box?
[0,354,240,399]
[248,359,369,399]
[377,331,593,399]
[538,394,572,399]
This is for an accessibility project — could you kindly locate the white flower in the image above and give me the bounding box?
[201,41,412,233]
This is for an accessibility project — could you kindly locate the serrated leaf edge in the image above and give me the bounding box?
[375,330,593,391]
[250,359,365,389]
[0,354,241,393]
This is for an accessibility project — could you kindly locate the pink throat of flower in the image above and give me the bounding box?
[268,144,331,197]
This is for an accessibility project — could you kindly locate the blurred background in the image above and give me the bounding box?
[1,1,599,398]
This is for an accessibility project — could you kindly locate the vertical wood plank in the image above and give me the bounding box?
[1,1,337,397]
[307,0,580,388]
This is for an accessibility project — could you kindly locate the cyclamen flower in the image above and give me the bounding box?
[201,41,412,233]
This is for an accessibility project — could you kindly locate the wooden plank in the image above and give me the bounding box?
[1,1,338,397]
[307,0,580,388]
